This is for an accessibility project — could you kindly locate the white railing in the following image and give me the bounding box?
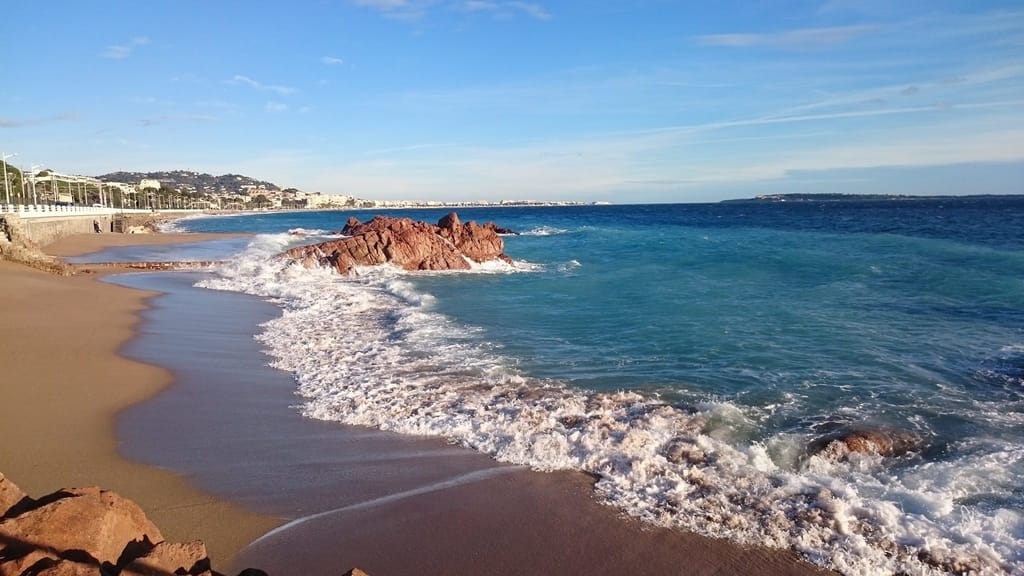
[0,204,204,219]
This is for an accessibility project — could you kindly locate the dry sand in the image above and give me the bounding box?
[0,232,278,567]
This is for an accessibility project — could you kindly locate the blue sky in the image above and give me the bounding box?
[2,1,1022,203]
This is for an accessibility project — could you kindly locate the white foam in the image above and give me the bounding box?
[521,226,569,236]
[198,238,1023,576]
[287,227,331,236]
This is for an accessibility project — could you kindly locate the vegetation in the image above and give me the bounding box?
[1,162,24,203]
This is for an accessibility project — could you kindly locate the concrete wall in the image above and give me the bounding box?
[2,214,114,247]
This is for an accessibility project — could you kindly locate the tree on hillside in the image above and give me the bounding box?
[1,162,24,203]
[251,193,270,209]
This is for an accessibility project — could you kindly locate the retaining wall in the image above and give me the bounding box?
[1,214,114,247]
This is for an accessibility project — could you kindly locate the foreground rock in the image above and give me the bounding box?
[0,473,29,518]
[0,476,278,576]
[286,212,512,275]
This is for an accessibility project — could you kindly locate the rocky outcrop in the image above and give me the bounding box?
[810,429,920,461]
[0,477,277,576]
[0,215,74,275]
[287,213,512,275]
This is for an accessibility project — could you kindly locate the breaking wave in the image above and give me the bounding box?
[197,235,1023,576]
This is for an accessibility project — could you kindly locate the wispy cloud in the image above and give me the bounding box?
[507,2,551,20]
[101,36,149,59]
[321,56,345,65]
[695,24,878,49]
[352,0,426,20]
[354,0,551,21]
[461,1,551,20]
[265,101,289,113]
[139,114,218,127]
[0,112,79,128]
[225,75,296,95]
[354,0,408,8]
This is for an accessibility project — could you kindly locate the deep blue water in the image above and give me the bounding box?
[169,198,1024,575]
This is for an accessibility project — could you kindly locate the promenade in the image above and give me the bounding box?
[0,204,198,219]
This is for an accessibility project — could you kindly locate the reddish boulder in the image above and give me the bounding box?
[0,486,163,569]
[121,540,211,575]
[289,213,511,275]
[0,473,29,518]
[30,559,98,576]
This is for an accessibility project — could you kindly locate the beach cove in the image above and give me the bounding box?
[0,225,830,575]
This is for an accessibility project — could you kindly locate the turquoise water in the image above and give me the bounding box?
[170,199,1023,575]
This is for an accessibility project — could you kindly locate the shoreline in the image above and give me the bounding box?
[0,232,278,567]
[2,230,832,575]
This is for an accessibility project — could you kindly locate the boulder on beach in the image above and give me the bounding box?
[0,473,29,518]
[0,475,266,576]
[288,212,512,275]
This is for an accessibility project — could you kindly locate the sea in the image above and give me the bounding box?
[135,198,1022,575]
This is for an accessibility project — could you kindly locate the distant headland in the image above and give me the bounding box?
[722,193,1024,204]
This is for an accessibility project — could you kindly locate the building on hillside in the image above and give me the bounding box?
[304,192,355,208]
[139,178,161,190]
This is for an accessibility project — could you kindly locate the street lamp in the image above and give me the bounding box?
[28,165,42,205]
[2,152,17,206]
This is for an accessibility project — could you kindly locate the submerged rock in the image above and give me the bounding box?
[290,212,512,275]
[810,428,920,461]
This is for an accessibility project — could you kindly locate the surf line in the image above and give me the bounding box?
[247,465,525,547]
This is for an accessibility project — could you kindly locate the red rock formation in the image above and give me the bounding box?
[289,213,511,275]
[0,486,163,570]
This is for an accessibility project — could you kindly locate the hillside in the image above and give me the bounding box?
[96,170,281,195]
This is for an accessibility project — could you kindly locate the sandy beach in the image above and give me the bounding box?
[2,230,833,575]
[0,232,278,567]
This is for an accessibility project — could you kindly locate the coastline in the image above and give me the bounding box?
[0,232,279,567]
[1,230,832,575]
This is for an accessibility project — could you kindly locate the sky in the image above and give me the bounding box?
[2,1,1022,203]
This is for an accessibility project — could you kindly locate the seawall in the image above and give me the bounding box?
[9,214,116,246]
[0,210,195,247]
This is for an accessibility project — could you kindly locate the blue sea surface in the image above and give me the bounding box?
[172,198,1024,575]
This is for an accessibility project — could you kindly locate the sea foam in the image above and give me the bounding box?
[197,234,1023,576]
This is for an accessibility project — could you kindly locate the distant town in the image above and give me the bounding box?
[0,164,596,211]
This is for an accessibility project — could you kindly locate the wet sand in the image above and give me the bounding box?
[2,230,833,575]
[0,232,277,567]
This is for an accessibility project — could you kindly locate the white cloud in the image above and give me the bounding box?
[352,0,426,20]
[101,36,149,59]
[353,0,408,8]
[462,1,498,11]
[458,1,551,20]
[226,75,296,95]
[321,56,345,65]
[0,112,79,128]
[507,1,551,20]
[695,25,878,49]
[265,101,289,113]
